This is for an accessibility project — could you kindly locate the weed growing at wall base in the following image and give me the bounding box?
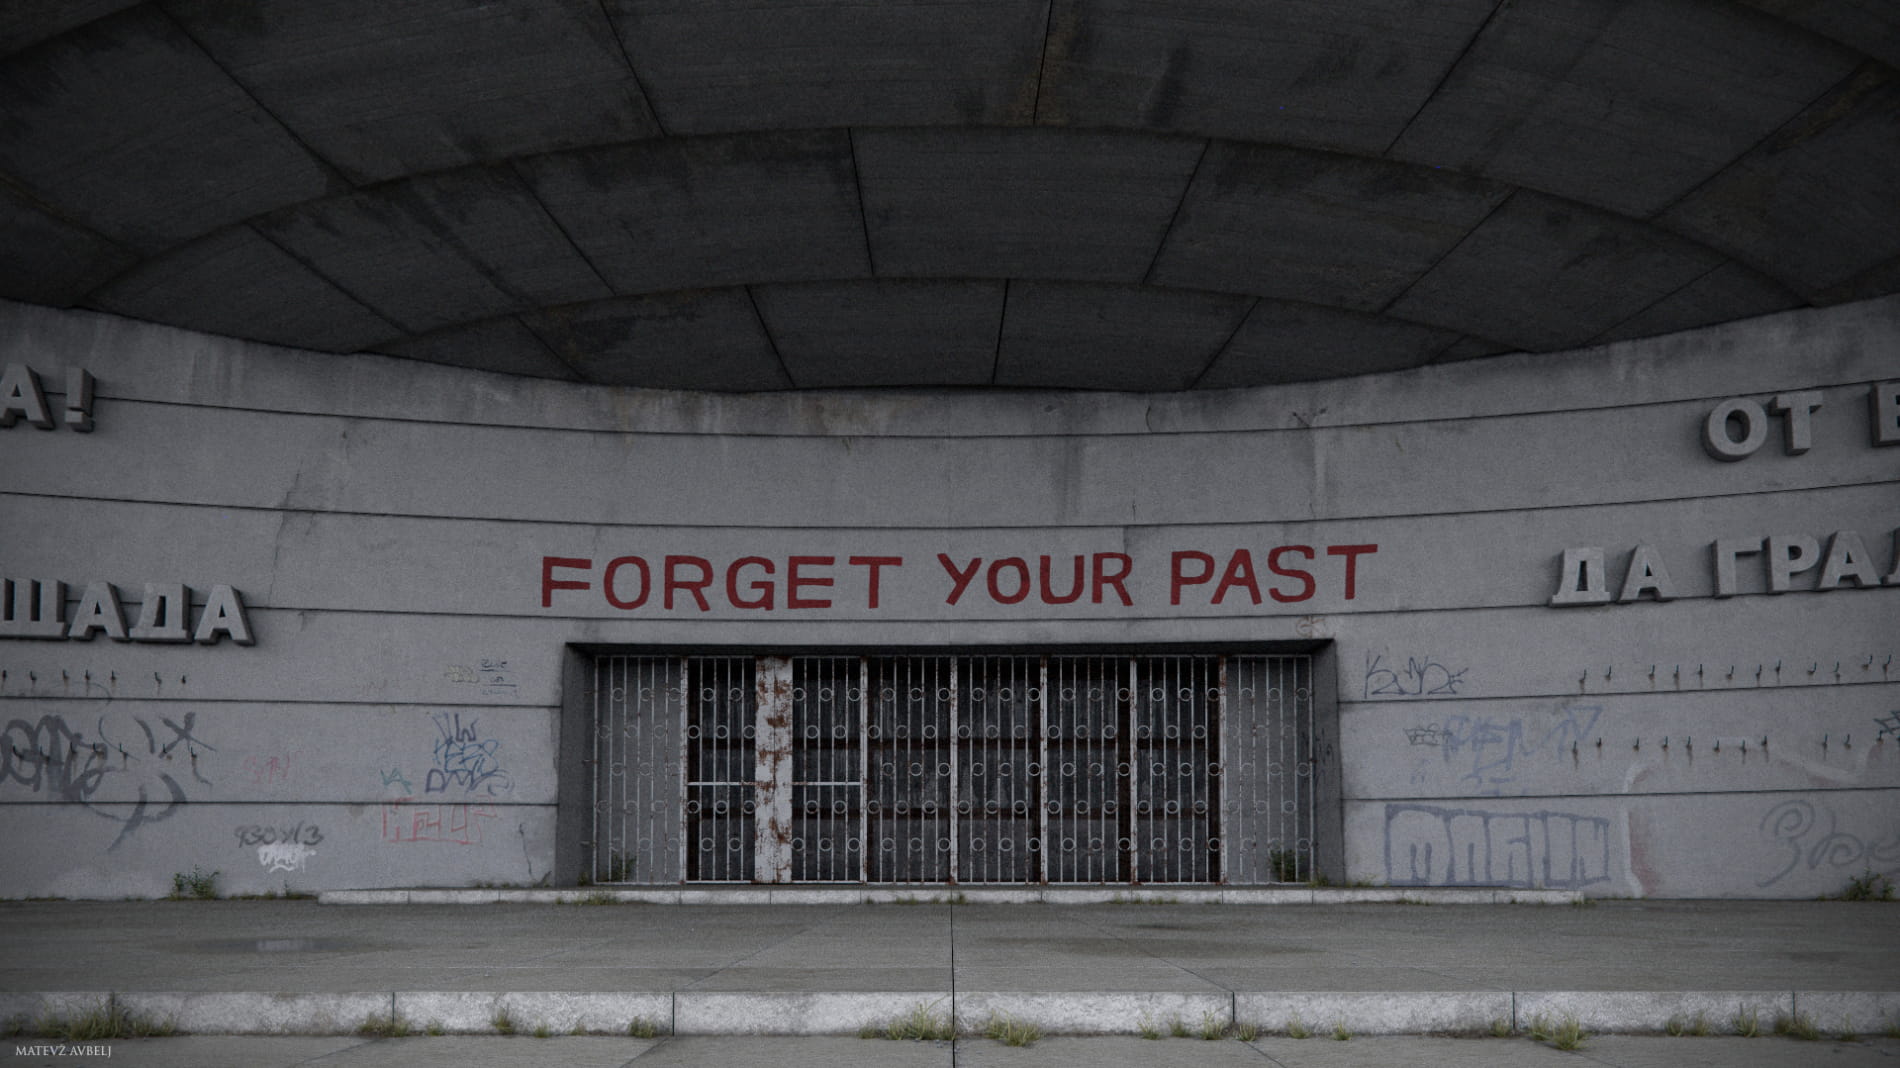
[169,867,219,900]
[356,1011,411,1038]
[1836,870,1897,901]
[1526,1014,1586,1050]
[1665,1012,1710,1036]
[1773,1011,1821,1041]
[860,1001,954,1041]
[983,1013,1041,1046]
[23,1004,176,1040]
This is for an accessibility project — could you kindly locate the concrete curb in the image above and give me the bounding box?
[6,989,1894,1037]
[316,887,1583,907]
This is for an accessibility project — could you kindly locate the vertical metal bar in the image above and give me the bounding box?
[947,657,959,885]
[858,657,869,884]
[1037,656,1049,884]
[1217,656,1228,885]
[1126,657,1139,885]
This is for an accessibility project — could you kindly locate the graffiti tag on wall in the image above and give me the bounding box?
[1403,704,1603,791]
[1364,651,1467,698]
[382,801,498,845]
[1,698,216,849]
[1756,800,1900,887]
[425,712,512,796]
[1384,803,1612,889]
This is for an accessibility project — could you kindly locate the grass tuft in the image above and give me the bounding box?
[32,1003,177,1040]
[1137,1015,1162,1040]
[1488,1017,1513,1038]
[1665,1011,1710,1037]
[1233,1021,1259,1041]
[356,1011,411,1038]
[169,867,219,900]
[628,1016,660,1038]
[1168,1016,1190,1038]
[875,1001,954,1041]
[1197,1011,1226,1040]
[1733,1006,1760,1038]
[425,1020,445,1036]
[491,1007,517,1035]
[1526,1013,1586,1050]
[983,1013,1041,1047]
[1836,870,1897,901]
[1773,1011,1821,1041]
[1285,1014,1311,1039]
[531,1023,552,1039]
[1331,1022,1352,1041]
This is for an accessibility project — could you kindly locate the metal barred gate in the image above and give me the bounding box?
[586,651,1316,885]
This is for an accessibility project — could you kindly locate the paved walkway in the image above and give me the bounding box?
[5,1034,1900,1068]
[2,896,1896,1063]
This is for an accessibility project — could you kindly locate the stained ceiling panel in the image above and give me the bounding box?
[754,280,1005,388]
[520,290,789,390]
[167,0,659,184]
[856,127,1203,281]
[90,225,399,352]
[377,316,580,381]
[0,186,136,306]
[1151,144,1510,310]
[1389,0,1857,216]
[0,6,334,253]
[606,0,1048,133]
[995,281,1251,390]
[254,167,611,335]
[1387,191,1722,351]
[1198,301,1463,387]
[520,131,871,296]
[1036,0,1498,152]
[1661,67,1900,299]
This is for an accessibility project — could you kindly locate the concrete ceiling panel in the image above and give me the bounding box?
[520,290,789,390]
[995,281,1249,389]
[1597,261,1801,343]
[606,0,1048,133]
[0,186,136,306]
[89,226,400,352]
[376,316,579,381]
[1150,144,1510,310]
[0,0,138,55]
[1729,0,1900,72]
[1389,0,1857,216]
[1661,67,1900,298]
[857,127,1202,281]
[520,131,871,295]
[1036,0,1497,152]
[253,167,612,335]
[1196,300,1460,388]
[753,280,1004,388]
[0,6,335,253]
[1432,336,1515,363]
[164,0,659,185]
[1387,192,1721,351]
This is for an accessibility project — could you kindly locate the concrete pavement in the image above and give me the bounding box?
[5,1035,1900,1067]
[2,896,1897,1059]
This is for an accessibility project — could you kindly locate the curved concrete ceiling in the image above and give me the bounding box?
[2,0,1896,391]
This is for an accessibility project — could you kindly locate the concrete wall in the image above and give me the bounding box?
[1,296,1894,898]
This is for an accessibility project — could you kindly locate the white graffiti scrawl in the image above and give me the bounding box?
[257,841,315,873]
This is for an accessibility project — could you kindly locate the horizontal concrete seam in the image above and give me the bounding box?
[9,473,1890,533]
[67,594,1900,636]
[55,373,1900,441]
